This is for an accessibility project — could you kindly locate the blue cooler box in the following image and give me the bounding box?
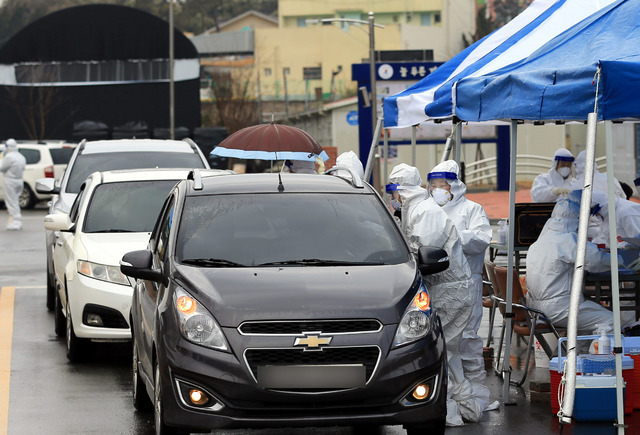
[574,375,622,421]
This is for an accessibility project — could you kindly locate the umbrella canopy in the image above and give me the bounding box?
[210,123,329,162]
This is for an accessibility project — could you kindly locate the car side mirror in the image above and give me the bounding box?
[43,213,73,232]
[36,178,60,195]
[417,246,450,275]
[120,249,164,283]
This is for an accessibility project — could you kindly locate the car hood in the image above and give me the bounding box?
[80,233,151,265]
[173,263,420,326]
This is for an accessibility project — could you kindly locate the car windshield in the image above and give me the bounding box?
[176,193,410,267]
[49,147,75,164]
[83,180,178,233]
[66,152,205,193]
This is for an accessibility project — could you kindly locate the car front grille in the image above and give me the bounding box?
[244,346,380,386]
[238,320,382,335]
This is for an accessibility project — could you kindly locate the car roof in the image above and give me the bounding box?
[91,168,227,184]
[80,139,196,154]
[188,173,373,196]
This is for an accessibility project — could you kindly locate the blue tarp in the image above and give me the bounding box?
[454,0,640,122]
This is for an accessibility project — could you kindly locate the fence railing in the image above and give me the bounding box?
[464,154,607,186]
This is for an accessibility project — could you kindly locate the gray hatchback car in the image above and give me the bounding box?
[122,169,449,435]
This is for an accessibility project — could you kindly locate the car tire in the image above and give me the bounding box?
[154,361,185,435]
[18,183,36,209]
[46,268,55,311]
[405,419,446,435]
[54,288,66,337]
[66,301,88,362]
[133,331,153,411]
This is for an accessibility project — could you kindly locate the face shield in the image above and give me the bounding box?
[427,171,456,206]
[554,154,575,179]
[385,183,402,211]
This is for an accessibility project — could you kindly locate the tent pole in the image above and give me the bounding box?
[364,117,384,184]
[605,120,625,435]
[560,112,598,425]
[502,120,517,405]
[455,122,462,164]
[383,126,389,185]
[411,124,417,166]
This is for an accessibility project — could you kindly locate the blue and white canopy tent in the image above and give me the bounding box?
[382,0,638,429]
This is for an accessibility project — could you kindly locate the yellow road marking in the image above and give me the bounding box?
[0,287,15,435]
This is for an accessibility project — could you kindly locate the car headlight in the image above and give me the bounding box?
[173,287,229,352]
[393,284,433,347]
[77,260,129,286]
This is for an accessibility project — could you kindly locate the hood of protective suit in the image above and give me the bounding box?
[389,163,422,187]
[542,190,582,234]
[333,151,364,179]
[428,160,467,206]
[574,150,600,179]
[388,164,427,223]
[4,138,17,153]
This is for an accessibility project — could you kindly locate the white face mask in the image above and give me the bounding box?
[431,188,451,206]
[558,167,571,179]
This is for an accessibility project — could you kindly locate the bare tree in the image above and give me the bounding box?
[203,66,258,133]
[4,63,72,139]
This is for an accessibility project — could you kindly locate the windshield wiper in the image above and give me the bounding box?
[257,259,383,266]
[181,258,245,267]
[90,229,135,233]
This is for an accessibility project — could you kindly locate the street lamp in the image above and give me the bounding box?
[306,13,384,189]
[305,12,384,136]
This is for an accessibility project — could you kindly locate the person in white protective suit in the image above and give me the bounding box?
[570,150,626,199]
[526,190,623,333]
[427,160,493,397]
[530,148,575,203]
[587,190,640,253]
[388,163,491,427]
[332,151,364,180]
[0,139,26,230]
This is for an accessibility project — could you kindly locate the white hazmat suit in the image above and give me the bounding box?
[388,164,488,427]
[332,151,364,179]
[526,191,618,333]
[428,160,492,395]
[570,150,626,199]
[588,190,640,248]
[0,139,26,230]
[530,148,575,203]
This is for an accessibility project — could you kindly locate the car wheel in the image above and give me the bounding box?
[154,361,184,435]
[18,183,36,209]
[405,419,446,435]
[46,267,55,311]
[133,332,152,411]
[54,287,65,337]
[66,302,88,362]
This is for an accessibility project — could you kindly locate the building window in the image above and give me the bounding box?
[264,68,272,77]
[434,13,441,23]
[421,13,432,26]
[297,18,307,27]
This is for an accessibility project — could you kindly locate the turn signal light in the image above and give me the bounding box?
[176,295,197,315]
[189,388,209,406]
[414,292,430,311]
[412,384,430,400]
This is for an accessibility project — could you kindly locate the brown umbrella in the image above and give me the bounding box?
[210,122,329,161]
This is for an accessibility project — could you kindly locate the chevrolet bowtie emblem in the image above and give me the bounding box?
[294,333,332,349]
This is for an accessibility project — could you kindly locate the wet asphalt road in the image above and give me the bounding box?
[1,205,638,434]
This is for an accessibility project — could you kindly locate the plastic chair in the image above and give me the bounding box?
[489,262,563,386]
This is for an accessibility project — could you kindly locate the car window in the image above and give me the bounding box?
[18,148,41,164]
[65,152,206,193]
[176,193,410,267]
[82,180,178,233]
[49,147,75,164]
[68,184,86,224]
[156,198,176,261]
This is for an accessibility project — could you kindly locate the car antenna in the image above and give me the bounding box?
[274,143,284,193]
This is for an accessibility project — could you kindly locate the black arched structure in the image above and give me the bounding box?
[0,4,201,140]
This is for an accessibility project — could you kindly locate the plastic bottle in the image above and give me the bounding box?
[497,219,508,244]
[589,324,611,354]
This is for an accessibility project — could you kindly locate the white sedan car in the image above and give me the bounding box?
[43,168,232,362]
